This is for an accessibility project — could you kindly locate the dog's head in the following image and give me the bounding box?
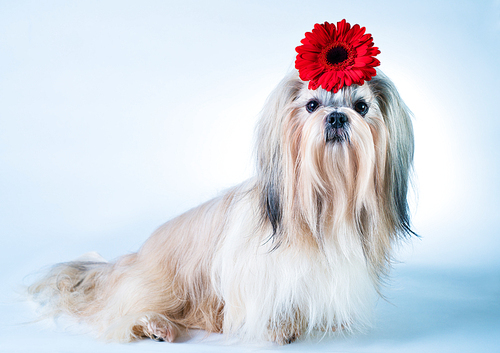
[255,21,414,268]
[256,72,414,267]
[257,71,413,233]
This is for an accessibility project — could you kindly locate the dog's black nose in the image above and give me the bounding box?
[327,112,348,128]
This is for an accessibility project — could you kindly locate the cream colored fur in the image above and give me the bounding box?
[28,69,414,344]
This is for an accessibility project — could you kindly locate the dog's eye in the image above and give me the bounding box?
[306,100,320,113]
[354,101,369,116]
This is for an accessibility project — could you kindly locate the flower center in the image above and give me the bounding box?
[326,46,348,65]
[320,42,355,70]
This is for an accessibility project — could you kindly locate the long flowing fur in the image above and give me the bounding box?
[28,69,414,344]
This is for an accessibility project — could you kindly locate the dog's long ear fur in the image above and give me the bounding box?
[256,70,415,244]
[369,71,415,238]
[255,72,303,242]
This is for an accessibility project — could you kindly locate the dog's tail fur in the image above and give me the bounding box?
[27,251,180,342]
[28,252,111,320]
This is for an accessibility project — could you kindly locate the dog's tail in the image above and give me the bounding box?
[27,251,181,342]
[27,252,112,322]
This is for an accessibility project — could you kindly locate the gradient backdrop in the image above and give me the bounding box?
[1,1,499,352]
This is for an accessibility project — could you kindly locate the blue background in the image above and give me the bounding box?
[1,1,499,352]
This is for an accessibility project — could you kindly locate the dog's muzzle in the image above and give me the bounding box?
[325,111,349,143]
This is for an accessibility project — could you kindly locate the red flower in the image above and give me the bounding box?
[295,20,381,93]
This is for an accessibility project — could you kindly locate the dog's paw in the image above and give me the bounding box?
[138,315,178,343]
[269,329,300,345]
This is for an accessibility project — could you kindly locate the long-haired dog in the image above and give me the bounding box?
[28,21,414,345]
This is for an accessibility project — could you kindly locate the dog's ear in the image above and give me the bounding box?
[370,71,415,237]
[255,72,303,240]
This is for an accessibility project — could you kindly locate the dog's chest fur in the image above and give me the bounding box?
[211,193,378,340]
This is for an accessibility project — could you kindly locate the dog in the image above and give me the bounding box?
[28,20,414,345]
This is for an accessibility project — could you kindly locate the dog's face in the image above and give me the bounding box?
[294,82,381,146]
[257,70,414,264]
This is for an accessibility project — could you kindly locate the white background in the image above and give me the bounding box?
[1,1,499,352]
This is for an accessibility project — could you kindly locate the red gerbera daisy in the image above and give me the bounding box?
[295,20,381,93]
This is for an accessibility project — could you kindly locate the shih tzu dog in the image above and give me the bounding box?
[28,20,414,345]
